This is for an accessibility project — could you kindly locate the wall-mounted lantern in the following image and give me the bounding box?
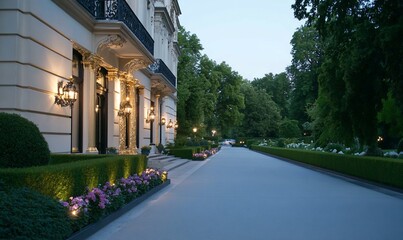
[160,117,166,125]
[54,80,78,107]
[146,107,156,123]
[167,119,174,128]
[118,97,132,116]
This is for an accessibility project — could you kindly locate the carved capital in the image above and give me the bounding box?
[137,87,145,95]
[107,69,119,80]
[82,54,103,70]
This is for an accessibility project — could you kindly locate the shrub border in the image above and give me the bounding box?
[0,155,147,200]
[252,146,403,195]
[67,179,170,240]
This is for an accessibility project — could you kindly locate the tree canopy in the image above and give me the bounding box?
[176,1,402,149]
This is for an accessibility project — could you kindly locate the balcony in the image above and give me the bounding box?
[76,0,154,55]
[149,59,176,88]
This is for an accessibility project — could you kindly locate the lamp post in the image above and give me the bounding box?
[211,129,217,137]
[192,127,198,140]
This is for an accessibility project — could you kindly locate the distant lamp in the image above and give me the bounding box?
[174,122,178,129]
[192,127,198,133]
[146,107,156,123]
[118,97,132,116]
[211,129,217,136]
[167,119,174,128]
[160,117,166,125]
[55,80,78,107]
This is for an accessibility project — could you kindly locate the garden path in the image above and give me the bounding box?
[88,146,403,240]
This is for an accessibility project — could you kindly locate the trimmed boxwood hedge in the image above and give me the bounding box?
[0,113,50,168]
[169,147,199,159]
[49,154,109,165]
[252,145,403,189]
[0,186,72,240]
[0,155,147,200]
[168,146,211,160]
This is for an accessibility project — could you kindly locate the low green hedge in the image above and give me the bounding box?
[0,155,147,200]
[252,146,403,189]
[231,143,245,148]
[169,147,198,159]
[49,154,109,165]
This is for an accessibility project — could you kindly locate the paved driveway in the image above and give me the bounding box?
[89,147,403,240]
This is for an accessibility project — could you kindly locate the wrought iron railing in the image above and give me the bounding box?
[76,0,154,54]
[149,59,177,88]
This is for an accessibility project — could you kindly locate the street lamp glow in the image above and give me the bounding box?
[211,129,217,136]
[192,127,198,133]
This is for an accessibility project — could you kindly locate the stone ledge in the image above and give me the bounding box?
[67,179,171,240]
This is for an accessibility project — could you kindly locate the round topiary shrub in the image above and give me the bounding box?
[0,186,72,240]
[0,113,50,168]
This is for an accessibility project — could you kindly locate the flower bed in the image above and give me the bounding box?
[61,168,168,233]
[192,148,219,160]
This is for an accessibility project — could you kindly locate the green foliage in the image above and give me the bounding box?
[0,155,147,200]
[252,146,403,189]
[169,147,199,159]
[0,113,50,168]
[287,26,322,124]
[292,0,402,148]
[378,91,403,138]
[240,83,281,138]
[215,62,245,137]
[324,143,344,153]
[251,72,291,118]
[276,138,286,148]
[398,139,403,153]
[157,143,165,153]
[0,187,72,240]
[49,154,108,165]
[279,119,301,138]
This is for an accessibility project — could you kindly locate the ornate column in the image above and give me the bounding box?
[137,87,145,151]
[82,55,100,153]
[159,96,166,145]
[107,69,119,149]
[127,77,137,154]
[154,94,160,145]
[119,73,129,154]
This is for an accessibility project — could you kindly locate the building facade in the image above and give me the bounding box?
[0,0,180,154]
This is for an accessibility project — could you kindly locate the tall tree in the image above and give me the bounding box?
[215,62,245,137]
[198,55,220,133]
[292,0,402,149]
[251,73,291,118]
[287,26,322,124]
[177,27,203,135]
[240,83,281,138]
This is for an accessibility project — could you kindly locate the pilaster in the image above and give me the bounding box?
[82,55,100,154]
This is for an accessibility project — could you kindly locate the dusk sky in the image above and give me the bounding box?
[179,0,304,81]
